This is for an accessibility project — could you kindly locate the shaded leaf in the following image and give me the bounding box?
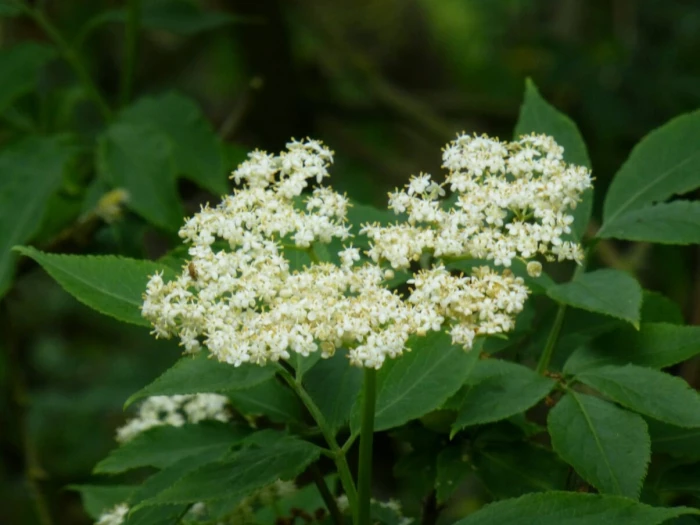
[547,269,642,328]
[14,247,175,326]
[228,378,306,425]
[514,78,592,240]
[126,353,275,407]
[648,419,700,460]
[453,491,697,525]
[69,485,135,519]
[0,42,54,112]
[548,392,649,498]
[435,445,471,504]
[576,364,700,428]
[598,201,700,245]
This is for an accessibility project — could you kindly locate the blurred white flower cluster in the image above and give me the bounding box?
[95,503,129,525]
[116,394,230,443]
[364,133,592,268]
[142,135,591,369]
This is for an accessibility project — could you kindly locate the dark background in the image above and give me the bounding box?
[1,1,700,523]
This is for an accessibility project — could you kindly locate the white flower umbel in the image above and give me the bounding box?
[363,133,592,269]
[95,503,129,525]
[116,394,230,443]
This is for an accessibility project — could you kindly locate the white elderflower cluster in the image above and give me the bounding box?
[116,394,230,443]
[95,503,129,525]
[142,135,588,368]
[363,133,592,269]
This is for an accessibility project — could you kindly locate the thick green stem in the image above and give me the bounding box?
[14,0,112,120]
[357,368,377,525]
[120,0,141,105]
[275,365,358,518]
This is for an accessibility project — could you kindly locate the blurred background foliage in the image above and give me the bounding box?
[1,0,699,523]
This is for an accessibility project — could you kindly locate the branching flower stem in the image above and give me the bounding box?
[357,368,377,525]
[275,364,358,522]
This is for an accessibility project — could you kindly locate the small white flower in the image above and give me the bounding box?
[96,503,129,525]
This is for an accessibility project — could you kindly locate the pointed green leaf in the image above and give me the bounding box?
[120,92,227,195]
[304,351,362,431]
[598,201,700,244]
[576,364,700,428]
[94,423,250,474]
[140,436,320,505]
[514,78,592,240]
[228,378,306,425]
[0,137,74,296]
[564,323,700,373]
[452,360,555,434]
[547,269,642,327]
[353,331,480,433]
[126,352,275,407]
[601,110,700,234]
[14,247,175,326]
[98,122,183,230]
[452,491,697,525]
[0,42,55,112]
[473,442,569,499]
[548,392,649,498]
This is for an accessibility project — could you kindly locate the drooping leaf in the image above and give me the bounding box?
[139,436,320,505]
[473,442,569,499]
[648,419,700,460]
[514,78,592,240]
[0,42,55,112]
[598,201,700,245]
[304,351,363,432]
[0,137,74,296]
[69,485,136,519]
[547,269,643,328]
[94,423,249,474]
[228,378,306,425]
[547,391,650,498]
[120,92,227,195]
[353,331,480,433]
[576,364,700,428]
[14,247,175,326]
[451,359,555,434]
[452,491,697,525]
[97,122,183,231]
[564,323,700,373]
[601,110,700,235]
[126,352,275,407]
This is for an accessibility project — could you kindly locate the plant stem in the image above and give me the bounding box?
[275,364,358,519]
[357,368,377,525]
[13,0,112,120]
[310,464,344,525]
[536,303,567,374]
[120,0,141,105]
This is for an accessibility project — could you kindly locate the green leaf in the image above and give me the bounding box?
[547,269,643,328]
[304,351,362,431]
[514,78,592,240]
[138,0,246,35]
[452,491,697,525]
[473,442,569,499]
[228,378,306,425]
[435,445,470,504]
[576,364,700,428]
[353,331,480,433]
[0,42,55,112]
[0,136,74,296]
[126,352,275,407]
[94,423,249,474]
[598,201,700,245]
[120,92,227,195]
[641,291,684,324]
[601,110,700,234]
[648,419,700,460]
[140,436,320,505]
[0,0,21,16]
[69,485,135,519]
[451,360,555,434]
[547,391,649,498]
[97,122,183,231]
[14,247,175,326]
[564,323,700,373]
